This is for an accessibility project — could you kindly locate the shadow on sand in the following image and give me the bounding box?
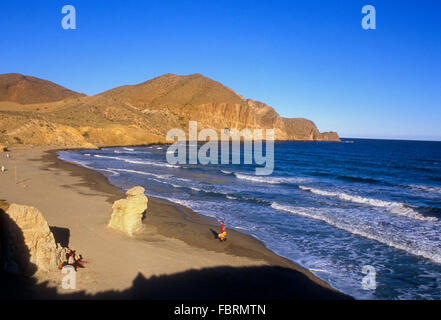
[209,228,219,240]
[49,226,70,248]
[0,265,351,300]
[0,203,351,300]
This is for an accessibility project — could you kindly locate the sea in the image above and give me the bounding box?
[58,138,441,299]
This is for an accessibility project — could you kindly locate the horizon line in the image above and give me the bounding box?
[340,137,441,143]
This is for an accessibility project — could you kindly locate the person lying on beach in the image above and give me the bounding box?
[218,221,227,242]
[58,248,86,271]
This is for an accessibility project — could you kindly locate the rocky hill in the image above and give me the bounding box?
[0,73,339,148]
[0,73,84,104]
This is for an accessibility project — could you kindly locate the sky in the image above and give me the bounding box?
[0,0,440,140]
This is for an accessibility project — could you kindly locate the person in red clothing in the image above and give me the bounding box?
[218,221,227,241]
[58,248,86,271]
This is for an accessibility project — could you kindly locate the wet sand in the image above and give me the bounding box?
[0,147,351,299]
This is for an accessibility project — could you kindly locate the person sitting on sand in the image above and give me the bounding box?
[218,220,227,242]
[59,248,86,271]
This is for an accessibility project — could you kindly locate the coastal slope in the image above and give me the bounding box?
[0,73,339,148]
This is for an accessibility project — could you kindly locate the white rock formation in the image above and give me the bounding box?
[108,186,148,236]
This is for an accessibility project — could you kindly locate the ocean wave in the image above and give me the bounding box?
[148,177,271,205]
[109,169,201,193]
[97,168,120,176]
[309,171,383,185]
[270,202,441,264]
[334,174,381,184]
[93,154,179,168]
[93,155,124,160]
[234,173,310,185]
[409,184,441,195]
[200,188,270,205]
[220,170,233,175]
[234,226,250,231]
[299,186,437,222]
[115,149,151,155]
[109,168,170,181]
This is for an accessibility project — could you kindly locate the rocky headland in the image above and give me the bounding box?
[0,73,339,149]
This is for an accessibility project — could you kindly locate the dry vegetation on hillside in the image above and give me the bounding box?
[0,73,339,148]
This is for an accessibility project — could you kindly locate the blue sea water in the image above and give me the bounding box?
[58,139,441,299]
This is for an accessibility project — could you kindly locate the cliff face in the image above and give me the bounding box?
[97,73,340,142]
[0,73,339,148]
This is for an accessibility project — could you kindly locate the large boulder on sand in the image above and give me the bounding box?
[0,203,62,274]
[108,186,148,236]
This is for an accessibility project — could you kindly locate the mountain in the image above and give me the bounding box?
[0,73,339,148]
[0,73,84,104]
[97,73,339,141]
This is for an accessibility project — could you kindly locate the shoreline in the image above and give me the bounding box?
[0,146,351,299]
[49,149,314,271]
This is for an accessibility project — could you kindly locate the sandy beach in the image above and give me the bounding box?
[0,147,350,299]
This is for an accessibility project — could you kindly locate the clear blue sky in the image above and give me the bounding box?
[1,0,440,140]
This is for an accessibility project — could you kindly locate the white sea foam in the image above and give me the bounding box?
[270,202,441,264]
[94,154,179,168]
[409,184,441,195]
[309,269,329,273]
[221,170,233,175]
[112,168,203,193]
[123,147,135,151]
[163,197,197,210]
[109,168,170,180]
[234,173,309,185]
[97,168,120,176]
[94,155,124,160]
[115,149,151,155]
[62,154,119,177]
[299,186,436,222]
